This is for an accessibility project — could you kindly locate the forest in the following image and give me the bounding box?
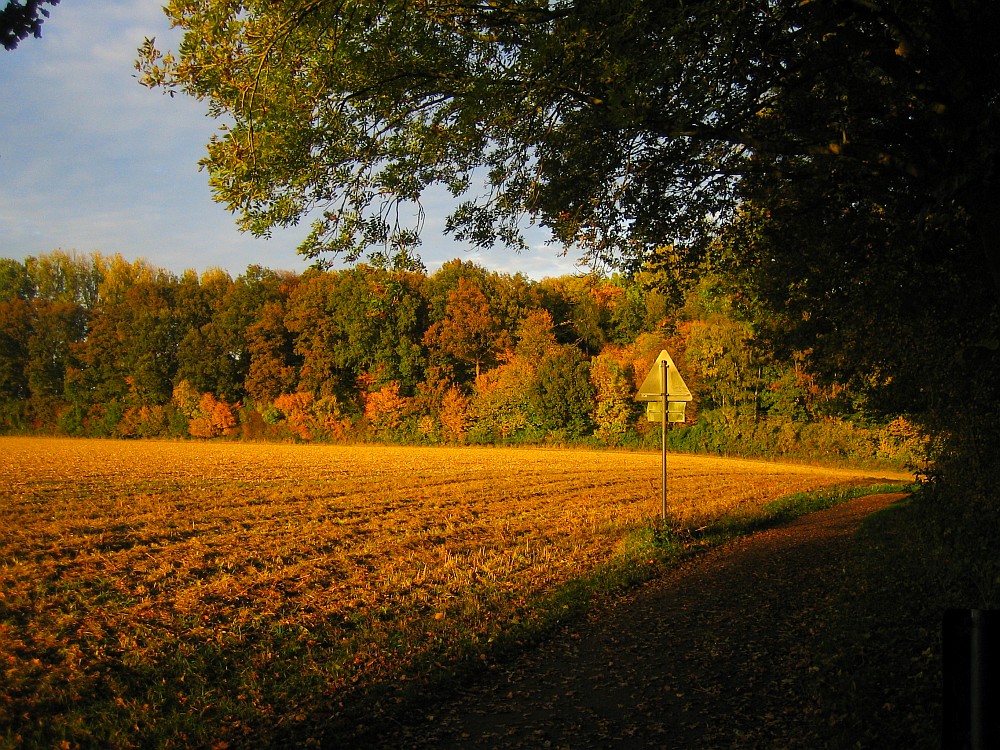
[0,250,922,467]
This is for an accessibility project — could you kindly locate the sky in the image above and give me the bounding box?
[0,0,583,281]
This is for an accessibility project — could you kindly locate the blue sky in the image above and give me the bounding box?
[0,0,582,280]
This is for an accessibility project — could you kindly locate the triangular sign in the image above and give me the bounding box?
[635,350,692,403]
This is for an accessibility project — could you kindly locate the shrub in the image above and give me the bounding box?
[117,405,172,439]
[364,382,410,434]
[187,393,238,439]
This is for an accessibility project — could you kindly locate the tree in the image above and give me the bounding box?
[245,300,299,405]
[590,347,637,446]
[532,345,595,439]
[141,1,1000,465]
[82,276,182,411]
[286,266,428,400]
[676,278,759,414]
[0,259,32,303]
[137,1,994,262]
[25,251,101,308]
[176,322,244,402]
[0,297,33,429]
[1,0,60,50]
[25,299,85,403]
[186,391,238,439]
[363,381,409,434]
[514,308,558,363]
[175,267,288,404]
[470,356,539,442]
[423,277,503,380]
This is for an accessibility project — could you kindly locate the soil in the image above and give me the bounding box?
[369,492,909,749]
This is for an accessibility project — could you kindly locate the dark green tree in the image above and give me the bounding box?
[532,345,595,438]
[0,297,32,404]
[175,266,288,403]
[287,266,429,400]
[0,259,33,302]
[1,0,60,50]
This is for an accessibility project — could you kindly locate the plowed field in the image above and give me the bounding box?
[0,438,908,748]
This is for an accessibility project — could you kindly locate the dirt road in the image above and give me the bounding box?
[371,492,908,749]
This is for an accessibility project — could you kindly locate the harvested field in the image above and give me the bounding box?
[0,437,908,748]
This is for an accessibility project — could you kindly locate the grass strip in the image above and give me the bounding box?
[689,480,916,544]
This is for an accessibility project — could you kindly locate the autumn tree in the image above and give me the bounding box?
[186,391,238,439]
[141,0,1000,486]
[590,347,637,447]
[423,277,503,381]
[363,382,410,434]
[245,300,299,406]
[514,308,558,363]
[438,386,470,443]
[59,258,187,435]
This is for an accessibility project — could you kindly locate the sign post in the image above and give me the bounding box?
[636,351,692,521]
[660,358,668,520]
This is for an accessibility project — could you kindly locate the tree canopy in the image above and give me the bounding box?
[1,0,60,50]
[1,250,926,466]
[138,0,1000,478]
[138,1,999,265]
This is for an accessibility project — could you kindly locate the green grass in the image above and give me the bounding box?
[665,480,916,547]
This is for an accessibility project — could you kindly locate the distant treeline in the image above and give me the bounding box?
[0,251,923,467]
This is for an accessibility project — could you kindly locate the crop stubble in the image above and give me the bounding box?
[0,437,903,747]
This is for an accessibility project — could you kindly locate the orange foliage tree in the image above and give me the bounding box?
[272,392,316,440]
[424,277,503,380]
[438,386,470,443]
[363,382,410,433]
[187,392,238,438]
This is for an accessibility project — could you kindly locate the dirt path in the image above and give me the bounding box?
[372,492,908,749]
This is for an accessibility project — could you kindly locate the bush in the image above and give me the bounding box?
[117,405,172,439]
[187,393,238,439]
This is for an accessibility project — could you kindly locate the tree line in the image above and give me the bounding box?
[0,250,921,467]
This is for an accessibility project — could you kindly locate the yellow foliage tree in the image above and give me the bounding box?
[590,347,636,445]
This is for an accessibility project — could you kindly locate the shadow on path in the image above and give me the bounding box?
[372,492,908,749]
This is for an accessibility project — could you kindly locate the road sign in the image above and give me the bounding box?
[635,350,692,521]
[636,350,692,423]
[644,401,688,423]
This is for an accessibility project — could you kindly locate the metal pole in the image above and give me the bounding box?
[661,358,667,521]
[972,608,984,750]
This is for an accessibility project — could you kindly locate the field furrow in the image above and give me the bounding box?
[0,437,907,748]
